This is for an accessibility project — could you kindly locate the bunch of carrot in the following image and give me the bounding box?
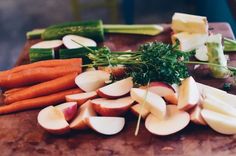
[0,58,83,115]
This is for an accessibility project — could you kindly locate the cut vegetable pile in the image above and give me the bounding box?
[1,12,236,137]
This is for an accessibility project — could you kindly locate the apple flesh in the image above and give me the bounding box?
[37,106,70,134]
[202,93,236,118]
[177,76,200,111]
[130,88,166,119]
[145,105,190,136]
[75,70,110,92]
[189,105,207,125]
[201,109,236,135]
[85,116,125,135]
[197,82,226,98]
[97,77,133,98]
[130,103,150,119]
[69,100,97,130]
[55,102,78,122]
[91,96,134,116]
[66,91,97,105]
[148,82,178,104]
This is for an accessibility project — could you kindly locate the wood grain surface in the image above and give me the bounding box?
[1,23,236,156]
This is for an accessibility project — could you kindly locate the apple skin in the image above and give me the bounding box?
[66,91,97,105]
[37,106,70,135]
[55,102,78,122]
[91,97,134,116]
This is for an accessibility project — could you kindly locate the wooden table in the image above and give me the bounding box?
[1,23,236,156]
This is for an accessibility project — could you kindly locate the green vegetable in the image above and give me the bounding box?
[59,47,99,64]
[26,29,45,40]
[29,48,55,62]
[42,20,104,42]
[103,24,163,36]
[206,34,230,78]
[224,38,236,52]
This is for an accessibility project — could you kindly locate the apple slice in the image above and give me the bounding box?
[177,76,200,111]
[189,105,207,125]
[197,82,226,98]
[201,109,236,135]
[70,100,96,130]
[62,35,97,49]
[66,91,97,105]
[148,82,178,104]
[37,106,70,134]
[98,65,126,78]
[145,105,190,136]
[202,93,236,118]
[55,102,78,121]
[130,103,150,119]
[97,77,133,98]
[130,88,166,119]
[85,117,125,135]
[91,96,134,116]
[75,70,110,92]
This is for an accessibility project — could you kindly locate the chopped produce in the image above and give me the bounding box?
[145,105,190,136]
[4,72,78,104]
[171,12,208,34]
[69,100,97,130]
[0,88,82,115]
[26,29,45,39]
[0,58,82,77]
[85,116,125,135]
[42,20,104,41]
[29,48,55,62]
[66,91,98,105]
[194,45,208,61]
[224,38,236,51]
[62,35,97,49]
[0,63,81,89]
[206,34,230,78]
[130,103,150,119]
[172,32,208,51]
[189,105,207,125]
[55,102,78,122]
[31,40,63,49]
[37,106,70,134]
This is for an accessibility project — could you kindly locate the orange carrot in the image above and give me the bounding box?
[0,88,82,115]
[0,58,82,77]
[4,72,78,104]
[3,87,28,97]
[0,64,82,89]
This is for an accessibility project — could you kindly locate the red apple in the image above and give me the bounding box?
[55,102,78,122]
[97,77,133,98]
[91,96,134,116]
[66,91,97,105]
[37,106,70,134]
[75,70,110,92]
[148,82,178,104]
[177,77,200,111]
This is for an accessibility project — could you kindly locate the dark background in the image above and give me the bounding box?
[0,0,235,70]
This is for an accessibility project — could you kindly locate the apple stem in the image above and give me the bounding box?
[135,81,150,136]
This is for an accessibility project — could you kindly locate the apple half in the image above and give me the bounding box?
[130,88,166,119]
[37,106,70,134]
[97,77,133,98]
[201,109,236,135]
[66,91,97,105]
[85,116,125,135]
[130,103,150,119]
[75,70,110,92]
[177,76,200,111]
[91,96,134,116]
[148,82,178,105]
[145,105,190,136]
[55,102,78,121]
[70,100,97,130]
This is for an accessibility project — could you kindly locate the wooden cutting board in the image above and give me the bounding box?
[1,23,236,156]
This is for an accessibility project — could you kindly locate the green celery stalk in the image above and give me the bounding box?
[224,38,236,52]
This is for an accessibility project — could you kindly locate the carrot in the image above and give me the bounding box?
[0,88,82,115]
[3,87,28,97]
[4,72,78,104]
[0,58,82,77]
[0,64,82,89]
